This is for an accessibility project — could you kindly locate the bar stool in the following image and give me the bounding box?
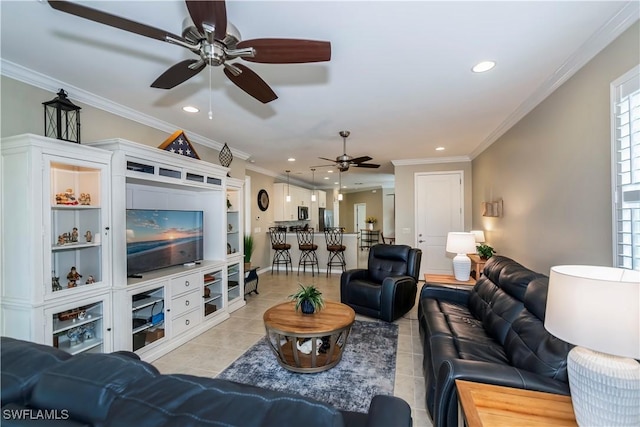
[269,227,292,275]
[296,229,319,276]
[324,227,346,277]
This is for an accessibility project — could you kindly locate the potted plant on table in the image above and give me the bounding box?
[476,243,496,260]
[365,216,377,230]
[243,234,254,271]
[289,284,324,314]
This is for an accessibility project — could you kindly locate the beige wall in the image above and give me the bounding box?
[0,76,246,180]
[245,169,278,269]
[340,189,384,233]
[394,162,473,246]
[471,22,640,274]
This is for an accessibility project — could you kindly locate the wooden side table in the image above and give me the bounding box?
[424,274,476,287]
[455,380,577,427]
[468,254,487,279]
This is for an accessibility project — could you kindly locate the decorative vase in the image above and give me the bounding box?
[368,223,374,230]
[300,300,315,314]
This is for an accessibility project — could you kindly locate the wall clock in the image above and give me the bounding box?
[258,189,269,211]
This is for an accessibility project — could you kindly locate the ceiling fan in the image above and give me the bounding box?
[315,131,381,172]
[47,0,331,104]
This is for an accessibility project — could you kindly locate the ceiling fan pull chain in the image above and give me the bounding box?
[208,65,213,120]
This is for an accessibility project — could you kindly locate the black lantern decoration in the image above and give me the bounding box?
[43,89,81,144]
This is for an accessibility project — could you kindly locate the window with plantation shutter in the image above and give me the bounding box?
[612,65,640,270]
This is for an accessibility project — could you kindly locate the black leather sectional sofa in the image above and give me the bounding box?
[418,256,573,427]
[1,337,411,427]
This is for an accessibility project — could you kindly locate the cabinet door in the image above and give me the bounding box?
[131,286,166,352]
[45,155,111,300]
[46,294,111,355]
[227,262,243,306]
[203,268,224,318]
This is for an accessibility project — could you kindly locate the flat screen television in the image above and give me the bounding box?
[126,209,204,276]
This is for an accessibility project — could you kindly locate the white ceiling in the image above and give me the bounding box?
[1,1,637,191]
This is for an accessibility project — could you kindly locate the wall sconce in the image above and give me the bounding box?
[482,199,503,217]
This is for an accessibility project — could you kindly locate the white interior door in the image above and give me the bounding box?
[354,203,366,233]
[415,172,463,277]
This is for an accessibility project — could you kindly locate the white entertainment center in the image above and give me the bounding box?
[1,134,245,362]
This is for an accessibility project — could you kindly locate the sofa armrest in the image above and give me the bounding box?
[340,269,369,300]
[420,283,471,306]
[433,359,570,427]
[365,395,412,427]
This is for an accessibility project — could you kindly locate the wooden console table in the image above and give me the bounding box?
[455,380,577,427]
[424,274,476,287]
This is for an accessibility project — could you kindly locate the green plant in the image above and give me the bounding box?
[476,243,496,260]
[243,234,254,264]
[289,284,325,313]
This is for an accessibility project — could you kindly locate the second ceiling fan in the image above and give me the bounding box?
[316,131,381,172]
[48,0,331,103]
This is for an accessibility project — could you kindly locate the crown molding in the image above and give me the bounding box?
[0,59,250,160]
[392,156,471,166]
[469,3,640,159]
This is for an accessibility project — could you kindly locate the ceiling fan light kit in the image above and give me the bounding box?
[47,0,331,104]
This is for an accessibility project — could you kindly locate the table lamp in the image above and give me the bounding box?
[544,265,640,426]
[445,232,476,281]
[470,230,485,244]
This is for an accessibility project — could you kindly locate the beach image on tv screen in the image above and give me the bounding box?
[126,209,204,275]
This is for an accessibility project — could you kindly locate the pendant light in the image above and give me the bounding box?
[310,168,317,202]
[338,171,343,201]
[285,170,291,202]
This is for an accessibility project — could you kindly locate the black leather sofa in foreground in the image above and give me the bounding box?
[1,337,411,427]
[418,256,573,427]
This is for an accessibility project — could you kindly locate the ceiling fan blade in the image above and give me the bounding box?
[310,164,336,168]
[237,39,331,64]
[48,1,186,43]
[354,163,380,169]
[223,63,278,104]
[349,156,373,164]
[185,0,227,40]
[318,157,338,163]
[151,60,205,89]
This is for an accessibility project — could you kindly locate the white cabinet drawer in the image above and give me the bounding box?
[171,309,201,336]
[170,272,201,296]
[171,289,200,317]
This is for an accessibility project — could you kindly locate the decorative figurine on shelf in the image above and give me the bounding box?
[84,230,92,243]
[71,227,79,243]
[67,266,82,288]
[55,188,78,205]
[62,232,71,244]
[52,275,62,292]
[85,275,95,285]
[67,327,82,346]
[78,193,91,205]
[57,235,65,246]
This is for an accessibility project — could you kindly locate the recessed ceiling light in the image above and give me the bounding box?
[327,170,334,173]
[334,182,339,185]
[287,157,295,162]
[182,106,199,113]
[324,177,329,180]
[472,61,496,73]
[436,146,445,151]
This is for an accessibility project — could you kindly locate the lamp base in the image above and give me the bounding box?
[567,346,640,426]
[452,253,471,281]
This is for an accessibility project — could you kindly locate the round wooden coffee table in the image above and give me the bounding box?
[263,300,356,373]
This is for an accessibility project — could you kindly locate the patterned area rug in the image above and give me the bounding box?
[217,319,398,413]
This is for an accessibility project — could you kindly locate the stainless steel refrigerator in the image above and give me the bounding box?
[319,208,333,231]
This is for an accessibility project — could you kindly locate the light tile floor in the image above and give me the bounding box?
[152,252,433,427]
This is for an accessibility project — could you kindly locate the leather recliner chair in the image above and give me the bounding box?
[341,244,422,322]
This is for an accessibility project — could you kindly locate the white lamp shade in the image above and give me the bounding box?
[470,230,485,243]
[545,265,640,359]
[445,232,476,255]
